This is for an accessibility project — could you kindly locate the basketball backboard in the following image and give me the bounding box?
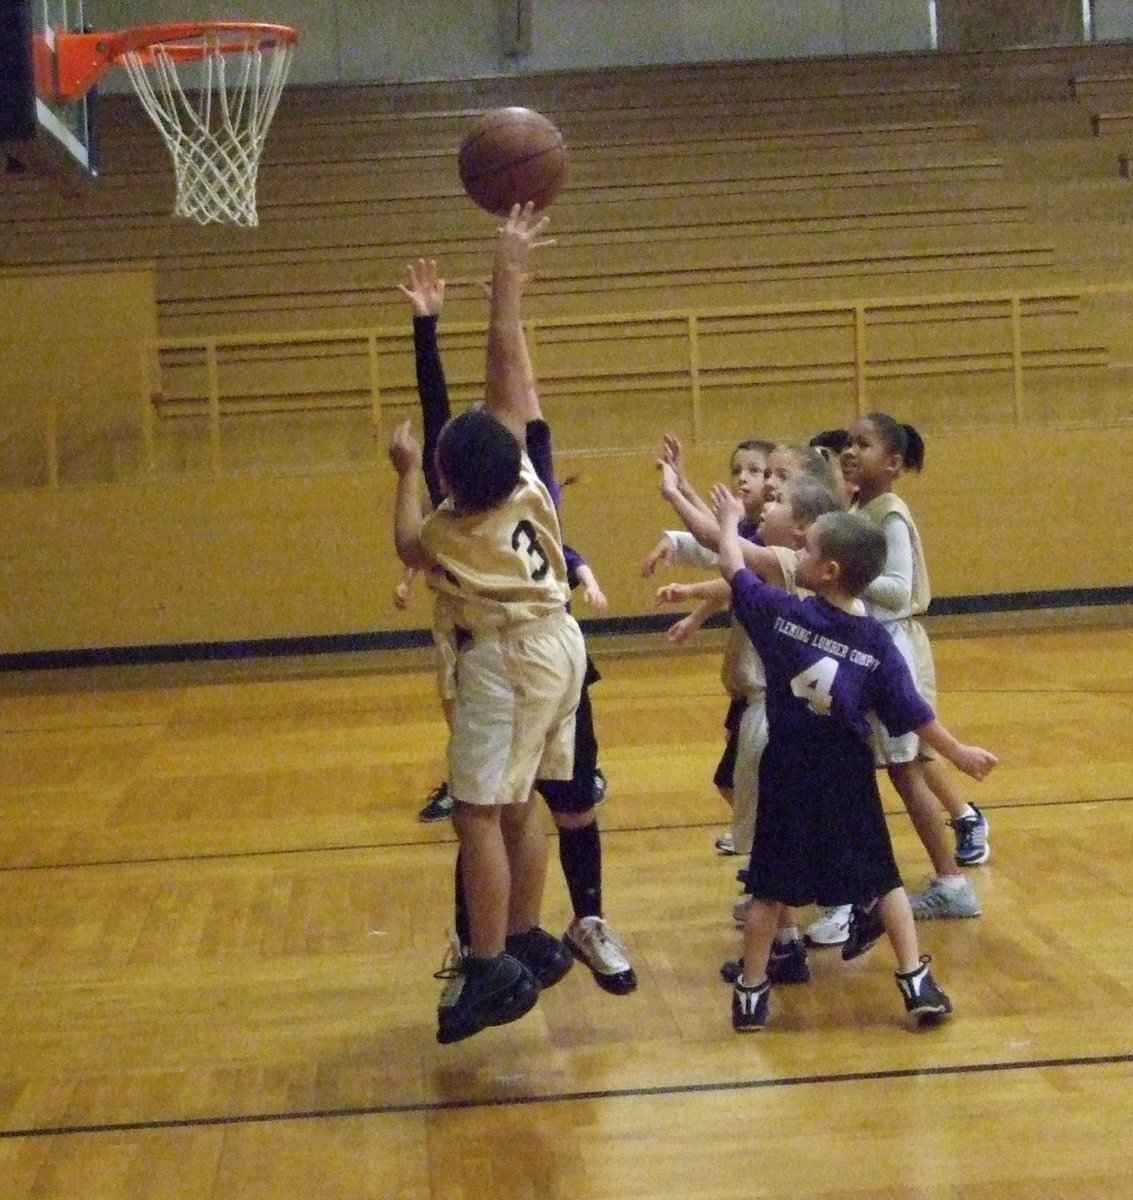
[0,0,98,178]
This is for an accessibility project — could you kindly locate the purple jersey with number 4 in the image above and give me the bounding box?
[728,568,933,745]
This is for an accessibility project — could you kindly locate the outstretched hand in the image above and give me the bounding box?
[388,418,422,476]
[397,258,445,317]
[665,614,699,645]
[495,202,555,274]
[582,582,608,611]
[654,582,695,606]
[661,432,685,481]
[641,536,675,577]
[710,482,744,524]
[656,457,681,501]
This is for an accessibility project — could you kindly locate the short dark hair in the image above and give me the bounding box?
[733,438,775,459]
[809,428,851,454]
[812,511,888,595]
[436,408,521,514]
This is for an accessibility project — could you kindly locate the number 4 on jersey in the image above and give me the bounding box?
[790,656,838,716]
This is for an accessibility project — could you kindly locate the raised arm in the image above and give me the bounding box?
[397,259,449,508]
[388,419,434,570]
[662,433,715,519]
[658,454,724,548]
[483,203,551,442]
[710,483,747,582]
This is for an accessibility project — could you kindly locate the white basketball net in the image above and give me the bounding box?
[121,33,293,227]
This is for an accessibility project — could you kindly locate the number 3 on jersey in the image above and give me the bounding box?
[511,519,550,581]
[790,656,838,715]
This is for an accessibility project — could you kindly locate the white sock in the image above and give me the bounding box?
[958,804,978,820]
[774,926,800,945]
[738,974,767,991]
[936,875,967,891]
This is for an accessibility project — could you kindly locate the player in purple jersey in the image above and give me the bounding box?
[712,484,997,1031]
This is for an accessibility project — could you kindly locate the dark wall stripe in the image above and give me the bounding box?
[2,586,1130,672]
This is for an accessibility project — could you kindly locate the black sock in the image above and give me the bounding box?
[558,820,602,920]
[454,850,472,949]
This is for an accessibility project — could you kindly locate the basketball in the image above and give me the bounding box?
[458,107,567,216]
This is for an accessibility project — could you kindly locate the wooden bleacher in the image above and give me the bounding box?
[3,42,1133,474]
[1068,65,1133,175]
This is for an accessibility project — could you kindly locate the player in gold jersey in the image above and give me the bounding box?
[389,204,586,1043]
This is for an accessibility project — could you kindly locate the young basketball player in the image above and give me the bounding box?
[396,256,636,998]
[711,485,997,1031]
[641,433,773,857]
[843,413,990,921]
[389,204,587,1043]
[652,436,838,864]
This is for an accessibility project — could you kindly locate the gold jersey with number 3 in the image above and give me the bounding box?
[419,453,570,634]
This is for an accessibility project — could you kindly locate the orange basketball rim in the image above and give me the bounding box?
[34,21,299,227]
[36,22,298,105]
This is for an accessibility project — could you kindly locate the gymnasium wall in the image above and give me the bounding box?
[85,0,1133,88]
[86,0,935,87]
[3,41,1133,658]
[2,419,1132,656]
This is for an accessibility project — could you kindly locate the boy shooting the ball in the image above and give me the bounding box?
[388,204,586,1043]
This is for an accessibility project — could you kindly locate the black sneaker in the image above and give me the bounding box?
[732,979,771,1032]
[722,939,811,985]
[505,926,574,990]
[842,900,885,961]
[417,782,453,823]
[436,951,539,1044]
[769,937,811,983]
[895,955,953,1026]
[591,767,608,806]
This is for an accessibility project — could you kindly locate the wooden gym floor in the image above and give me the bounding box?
[0,616,1131,1198]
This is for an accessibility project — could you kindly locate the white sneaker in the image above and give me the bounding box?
[715,831,738,855]
[804,905,852,946]
[563,916,637,995]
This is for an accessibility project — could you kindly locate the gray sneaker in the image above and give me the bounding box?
[909,877,981,920]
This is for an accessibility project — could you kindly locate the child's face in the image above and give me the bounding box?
[794,525,835,595]
[757,485,803,548]
[730,447,768,519]
[761,445,801,506]
[843,419,897,497]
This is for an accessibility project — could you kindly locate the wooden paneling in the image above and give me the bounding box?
[3,44,1133,652]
